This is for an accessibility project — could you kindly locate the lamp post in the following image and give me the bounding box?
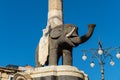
[82,40,120,80]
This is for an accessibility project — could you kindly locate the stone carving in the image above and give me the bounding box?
[14,66,89,80]
[36,24,96,66]
[48,24,95,65]
[36,25,50,67]
[13,72,32,80]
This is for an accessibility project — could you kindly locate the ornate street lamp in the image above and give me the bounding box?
[82,40,120,80]
[116,52,120,59]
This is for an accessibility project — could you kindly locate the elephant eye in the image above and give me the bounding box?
[59,30,62,31]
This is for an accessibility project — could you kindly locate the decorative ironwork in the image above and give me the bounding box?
[82,39,120,80]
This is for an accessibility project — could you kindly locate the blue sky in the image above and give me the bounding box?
[0,0,120,80]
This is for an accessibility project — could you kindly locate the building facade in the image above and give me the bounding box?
[0,65,33,80]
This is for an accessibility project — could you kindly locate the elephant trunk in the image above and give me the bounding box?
[79,24,96,44]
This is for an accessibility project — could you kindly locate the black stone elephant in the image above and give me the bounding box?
[48,24,96,66]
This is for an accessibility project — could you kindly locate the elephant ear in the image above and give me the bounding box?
[50,27,63,39]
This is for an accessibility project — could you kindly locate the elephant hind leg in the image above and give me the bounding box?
[62,49,72,65]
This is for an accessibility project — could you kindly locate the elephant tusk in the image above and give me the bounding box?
[66,27,75,37]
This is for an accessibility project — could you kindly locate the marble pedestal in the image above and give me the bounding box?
[14,66,88,80]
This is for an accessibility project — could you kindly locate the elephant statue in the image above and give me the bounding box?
[36,24,96,66]
[48,24,96,66]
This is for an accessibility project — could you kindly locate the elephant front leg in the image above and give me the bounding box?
[62,49,72,65]
[49,48,58,65]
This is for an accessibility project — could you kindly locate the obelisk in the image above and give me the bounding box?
[47,0,63,28]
